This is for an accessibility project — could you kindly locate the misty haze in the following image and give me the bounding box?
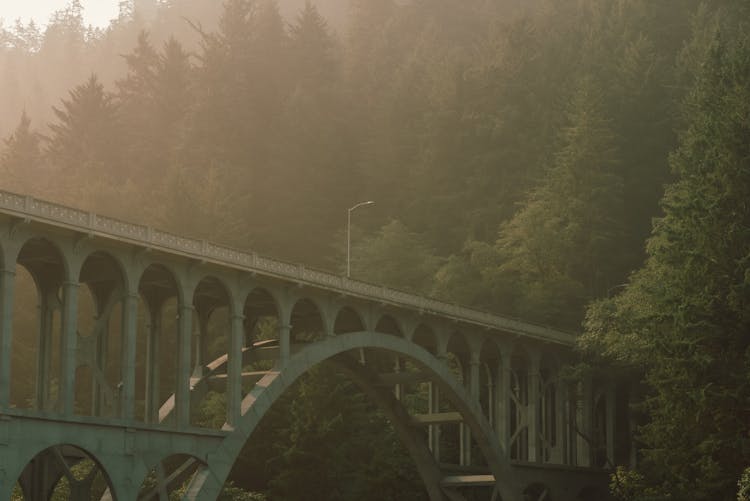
[0,0,749,500]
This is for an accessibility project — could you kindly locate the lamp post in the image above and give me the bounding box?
[347,200,374,278]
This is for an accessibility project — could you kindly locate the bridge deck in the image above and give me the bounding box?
[0,189,574,345]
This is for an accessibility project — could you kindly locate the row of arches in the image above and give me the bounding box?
[11,443,205,500]
[0,230,622,471]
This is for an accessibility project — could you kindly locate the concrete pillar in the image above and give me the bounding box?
[120,291,138,421]
[176,304,193,428]
[145,303,161,424]
[92,301,109,416]
[431,345,448,463]
[462,352,480,466]
[279,323,291,367]
[496,350,511,453]
[36,287,54,411]
[393,356,402,401]
[60,280,79,416]
[228,312,244,427]
[553,376,565,464]
[606,381,616,466]
[527,351,540,462]
[576,377,593,467]
[193,308,210,376]
[428,381,440,461]
[0,267,15,410]
[558,381,570,465]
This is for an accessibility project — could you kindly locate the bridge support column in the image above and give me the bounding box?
[606,381,616,466]
[0,267,14,410]
[145,303,162,424]
[461,353,481,466]
[35,285,56,411]
[527,352,540,462]
[120,292,138,421]
[177,304,194,428]
[279,323,291,367]
[576,377,593,467]
[428,381,440,460]
[496,350,511,454]
[61,281,79,416]
[193,308,210,377]
[228,313,244,427]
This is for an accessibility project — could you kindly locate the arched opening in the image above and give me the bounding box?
[333,306,364,334]
[137,263,179,425]
[412,324,436,354]
[191,275,231,429]
[242,287,281,397]
[374,314,402,336]
[290,298,324,343]
[76,251,125,418]
[138,454,203,499]
[12,237,66,412]
[10,264,39,409]
[14,444,114,500]
[211,336,510,501]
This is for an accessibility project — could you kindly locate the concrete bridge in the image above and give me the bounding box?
[0,190,629,500]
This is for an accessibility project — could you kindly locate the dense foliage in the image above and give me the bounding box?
[2,0,749,499]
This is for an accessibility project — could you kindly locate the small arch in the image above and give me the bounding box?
[191,275,232,429]
[333,306,365,334]
[138,454,205,498]
[137,263,180,424]
[374,314,402,336]
[412,324,436,354]
[10,264,40,409]
[13,237,67,412]
[15,444,116,500]
[244,287,281,346]
[76,251,126,418]
[16,236,69,286]
[290,298,324,343]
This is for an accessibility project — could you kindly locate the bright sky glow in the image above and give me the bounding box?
[0,1,120,28]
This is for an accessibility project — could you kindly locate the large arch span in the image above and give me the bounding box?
[182,332,515,500]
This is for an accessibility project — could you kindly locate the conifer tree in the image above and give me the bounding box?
[583,17,750,500]
[0,111,43,193]
[496,77,624,327]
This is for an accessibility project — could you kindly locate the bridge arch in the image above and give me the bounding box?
[183,332,517,500]
[13,443,117,501]
[333,305,365,334]
[374,313,403,336]
[289,296,326,342]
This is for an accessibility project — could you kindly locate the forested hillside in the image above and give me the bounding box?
[2,0,748,499]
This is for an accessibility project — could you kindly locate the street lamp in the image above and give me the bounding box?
[347,200,375,278]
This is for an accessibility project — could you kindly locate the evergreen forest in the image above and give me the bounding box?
[1,0,749,499]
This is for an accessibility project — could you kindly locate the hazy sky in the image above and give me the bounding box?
[0,1,120,28]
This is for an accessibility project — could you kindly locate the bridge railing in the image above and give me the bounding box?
[0,190,575,346]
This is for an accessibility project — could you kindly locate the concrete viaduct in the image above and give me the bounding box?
[0,190,629,500]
